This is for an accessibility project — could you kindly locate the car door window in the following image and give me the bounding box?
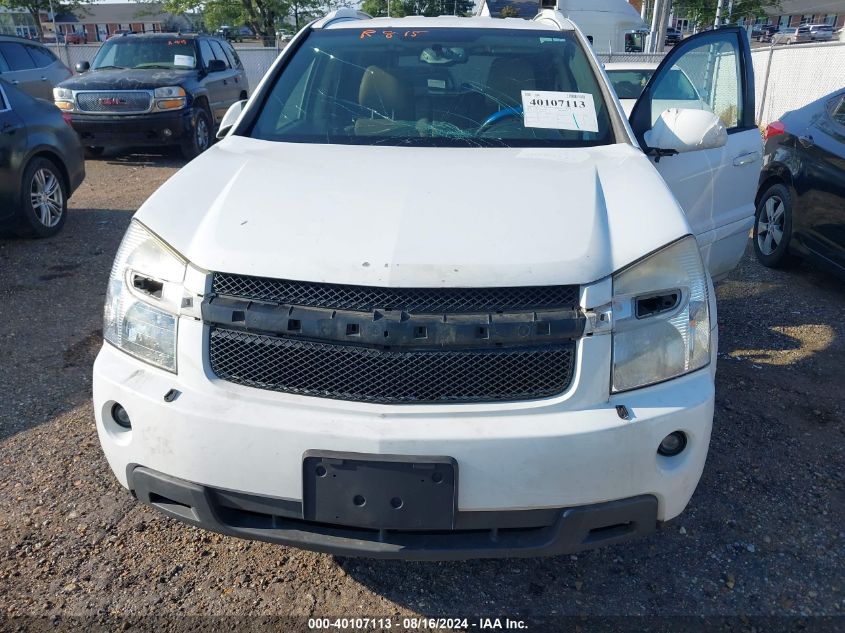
[199,40,216,69]
[209,40,230,67]
[25,45,57,68]
[829,96,845,127]
[643,36,743,129]
[0,51,9,73]
[220,42,238,69]
[0,42,36,71]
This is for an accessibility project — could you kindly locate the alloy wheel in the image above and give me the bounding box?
[196,116,210,151]
[29,168,64,228]
[757,195,785,256]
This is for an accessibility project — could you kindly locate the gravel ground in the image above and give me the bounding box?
[0,152,843,630]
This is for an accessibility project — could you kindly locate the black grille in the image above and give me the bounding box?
[212,273,579,313]
[209,328,576,404]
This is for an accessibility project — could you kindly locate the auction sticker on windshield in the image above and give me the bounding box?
[521,91,599,133]
[173,55,195,68]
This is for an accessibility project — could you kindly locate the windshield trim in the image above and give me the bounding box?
[239,25,628,150]
[91,37,200,71]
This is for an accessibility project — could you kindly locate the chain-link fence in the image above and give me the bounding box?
[54,41,845,126]
[599,42,845,126]
[597,52,666,64]
[752,41,845,126]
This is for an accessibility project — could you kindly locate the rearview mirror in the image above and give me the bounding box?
[644,108,727,154]
[217,99,246,139]
[206,59,227,73]
[75,61,90,73]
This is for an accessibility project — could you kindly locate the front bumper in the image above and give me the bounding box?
[93,318,716,559]
[129,465,658,560]
[68,110,193,148]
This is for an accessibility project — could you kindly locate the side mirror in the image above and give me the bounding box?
[644,108,727,154]
[217,99,246,139]
[206,59,227,73]
[75,61,90,73]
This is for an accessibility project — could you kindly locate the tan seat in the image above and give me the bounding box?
[485,58,537,110]
[355,66,414,136]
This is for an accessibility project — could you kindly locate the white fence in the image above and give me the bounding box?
[54,41,845,126]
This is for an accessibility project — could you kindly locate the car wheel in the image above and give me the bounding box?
[16,157,68,238]
[85,146,105,159]
[181,107,212,160]
[753,183,792,268]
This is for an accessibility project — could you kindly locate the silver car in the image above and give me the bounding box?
[771,27,812,45]
[807,24,834,41]
[0,36,72,101]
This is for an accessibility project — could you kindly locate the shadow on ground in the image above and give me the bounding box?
[0,208,133,441]
[335,246,844,616]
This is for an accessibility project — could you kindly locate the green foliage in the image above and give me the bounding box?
[498,5,520,18]
[674,0,780,28]
[360,0,474,18]
[200,0,245,31]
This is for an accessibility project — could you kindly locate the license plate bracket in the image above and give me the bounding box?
[302,451,457,530]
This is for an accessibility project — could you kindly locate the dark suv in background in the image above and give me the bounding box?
[53,33,248,159]
[0,35,72,101]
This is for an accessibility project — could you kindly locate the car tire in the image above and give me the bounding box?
[85,146,105,159]
[15,157,68,239]
[180,106,212,160]
[753,183,793,268]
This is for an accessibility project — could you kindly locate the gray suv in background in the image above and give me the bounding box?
[0,36,71,101]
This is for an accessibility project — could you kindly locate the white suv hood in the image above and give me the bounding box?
[136,136,690,287]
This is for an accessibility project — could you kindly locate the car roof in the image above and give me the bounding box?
[318,15,575,32]
[604,62,660,71]
[112,32,203,39]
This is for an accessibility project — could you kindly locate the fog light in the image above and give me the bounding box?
[111,403,132,429]
[162,128,172,137]
[658,431,687,456]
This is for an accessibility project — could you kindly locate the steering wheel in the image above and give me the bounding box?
[476,107,523,136]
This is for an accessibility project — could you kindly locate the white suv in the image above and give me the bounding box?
[93,10,761,559]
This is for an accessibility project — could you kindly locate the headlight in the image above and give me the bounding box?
[154,86,187,111]
[611,236,710,392]
[53,87,74,111]
[103,221,187,372]
[154,86,186,98]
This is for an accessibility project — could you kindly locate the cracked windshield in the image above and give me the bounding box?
[249,28,614,147]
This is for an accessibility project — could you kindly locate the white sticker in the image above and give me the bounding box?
[521,91,599,133]
[173,54,195,68]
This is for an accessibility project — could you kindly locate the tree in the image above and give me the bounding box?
[498,5,520,18]
[201,0,245,31]
[360,0,406,18]
[360,0,474,18]
[0,0,92,40]
[160,0,337,38]
[673,0,779,30]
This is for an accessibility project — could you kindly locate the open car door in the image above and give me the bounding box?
[629,27,761,281]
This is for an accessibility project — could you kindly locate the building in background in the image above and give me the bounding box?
[640,0,845,34]
[759,0,845,30]
[0,6,38,38]
[39,3,200,43]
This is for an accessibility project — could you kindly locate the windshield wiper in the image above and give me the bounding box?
[135,64,175,69]
[93,65,126,70]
